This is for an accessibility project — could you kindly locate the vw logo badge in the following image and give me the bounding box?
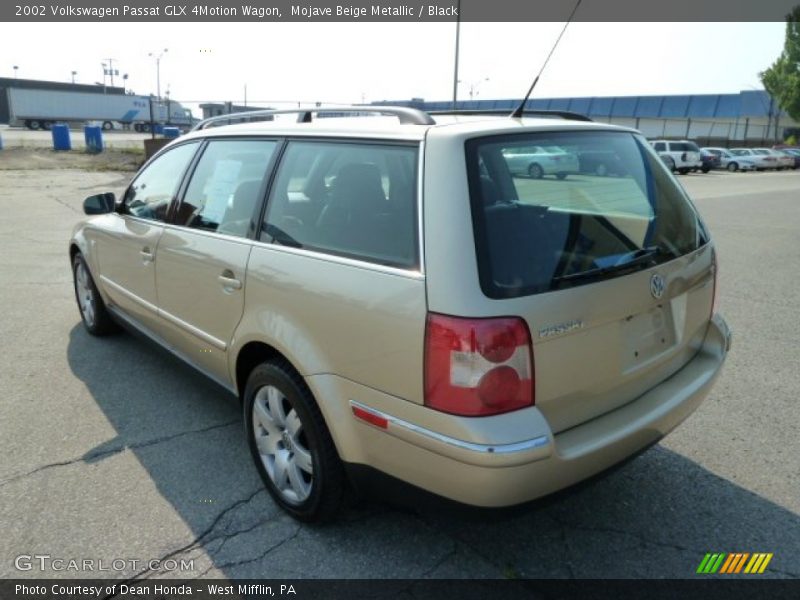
[650,273,666,299]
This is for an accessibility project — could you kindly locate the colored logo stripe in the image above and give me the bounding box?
[697,552,773,574]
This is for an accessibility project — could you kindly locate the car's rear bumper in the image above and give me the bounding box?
[308,314,731,507]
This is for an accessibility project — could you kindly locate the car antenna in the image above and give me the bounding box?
[510,0,583,119]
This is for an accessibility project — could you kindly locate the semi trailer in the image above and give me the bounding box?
[5,87,194,131]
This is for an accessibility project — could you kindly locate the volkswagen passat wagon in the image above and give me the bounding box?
[70,106,731,521]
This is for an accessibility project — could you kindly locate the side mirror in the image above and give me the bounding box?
[83,192,116,215]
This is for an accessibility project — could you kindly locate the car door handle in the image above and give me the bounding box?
[140,247,154,263]
[218,272,242,291]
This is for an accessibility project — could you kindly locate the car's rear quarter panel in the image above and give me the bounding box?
[233,245,427,404]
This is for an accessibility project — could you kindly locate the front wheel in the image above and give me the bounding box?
[678,168,690,175]
[555,172,568,180]
[528,163,544,179]
[727,162,738,172]
[72,253,119,336]
[244,360,345,522]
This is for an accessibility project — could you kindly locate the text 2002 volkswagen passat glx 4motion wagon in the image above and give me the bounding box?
[70,107,731,521]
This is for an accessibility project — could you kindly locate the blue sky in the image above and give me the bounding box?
[0,22,785,106]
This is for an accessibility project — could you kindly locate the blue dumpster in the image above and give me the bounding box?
[153,123,164,135]
[0,133,4,150]
[51,124,71,151]
[84,125,103,153]
[162,127,180,139]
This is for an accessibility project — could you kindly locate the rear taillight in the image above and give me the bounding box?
[711,247,719,316]
[424,313,534,416]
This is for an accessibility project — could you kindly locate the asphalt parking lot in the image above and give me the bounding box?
[0,157,798,580]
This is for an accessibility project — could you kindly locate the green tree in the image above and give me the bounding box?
[760,7,800,122]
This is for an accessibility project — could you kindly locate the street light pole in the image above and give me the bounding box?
[71,71,77,84]
[451,0,461,110]
[13,65,18,79]
[148,48,168,100]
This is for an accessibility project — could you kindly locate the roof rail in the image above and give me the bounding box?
[428,109,593,122]
[192,105,436,131]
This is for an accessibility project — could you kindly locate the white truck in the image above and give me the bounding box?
[6,87,194,132]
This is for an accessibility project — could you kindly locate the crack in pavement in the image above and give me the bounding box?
[0,419,238,488]
[192,525,302,578]
[102,487,268,596]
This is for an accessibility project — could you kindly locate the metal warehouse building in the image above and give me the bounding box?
[379,90,799,146]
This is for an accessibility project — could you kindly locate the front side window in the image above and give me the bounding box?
[262,140,418,268]
[653,142,666,152]
[124,142,200,221]
[176,140,278,238]
[467,131,706,299]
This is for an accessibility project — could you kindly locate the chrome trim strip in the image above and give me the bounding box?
[250,241,425,280]
[99,276,159,314]
[99,275,227,351]
[107,305,237,396]
[349,400,550,463]
[158,308,228,351]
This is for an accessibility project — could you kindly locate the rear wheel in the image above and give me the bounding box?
[528,163,544,179]
[29,120,41,130]
[102,121,113,131]
[678,168,690,175]
[72,253,119,336]
[701,165,711,173]
[244,360,345,522]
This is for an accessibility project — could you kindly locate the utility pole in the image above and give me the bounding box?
[102,58,118,87]
[71,70,77,84]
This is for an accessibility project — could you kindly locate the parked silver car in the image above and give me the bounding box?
[502,144,580,179]
[70,107,731,521]
[703,147,757,172]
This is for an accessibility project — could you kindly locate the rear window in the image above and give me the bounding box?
[668,142,700,152]
[466,131,706,299]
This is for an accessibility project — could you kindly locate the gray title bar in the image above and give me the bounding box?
[3,0,798,22]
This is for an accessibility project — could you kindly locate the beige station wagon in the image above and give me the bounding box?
[70,106,732,521]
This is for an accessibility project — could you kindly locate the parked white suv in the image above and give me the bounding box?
[649,140,703,174]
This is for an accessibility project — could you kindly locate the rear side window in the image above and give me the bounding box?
[653,142,666,151]
[466,131,705,299]
[262,140,418,268]
[177,140,277,238]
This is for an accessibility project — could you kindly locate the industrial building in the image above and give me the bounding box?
[378,90,799,146]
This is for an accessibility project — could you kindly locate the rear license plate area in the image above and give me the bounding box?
[621,304,675,370]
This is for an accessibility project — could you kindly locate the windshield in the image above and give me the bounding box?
[466,131,706,298]
[731,149,749,156]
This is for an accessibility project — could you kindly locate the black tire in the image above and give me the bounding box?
[42,121,52,131]
[595,163,609,177]
[678,168,690,175]
[102,121,113,131]
[29,120,41,130]
[528,163,544,179]
[72,253,119,336]
[244,360,345,522]
[141,123,152,133]
[727,162,738,172]
[701,166,711,173]
[663,156,675,172]
[555,172,568,180]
